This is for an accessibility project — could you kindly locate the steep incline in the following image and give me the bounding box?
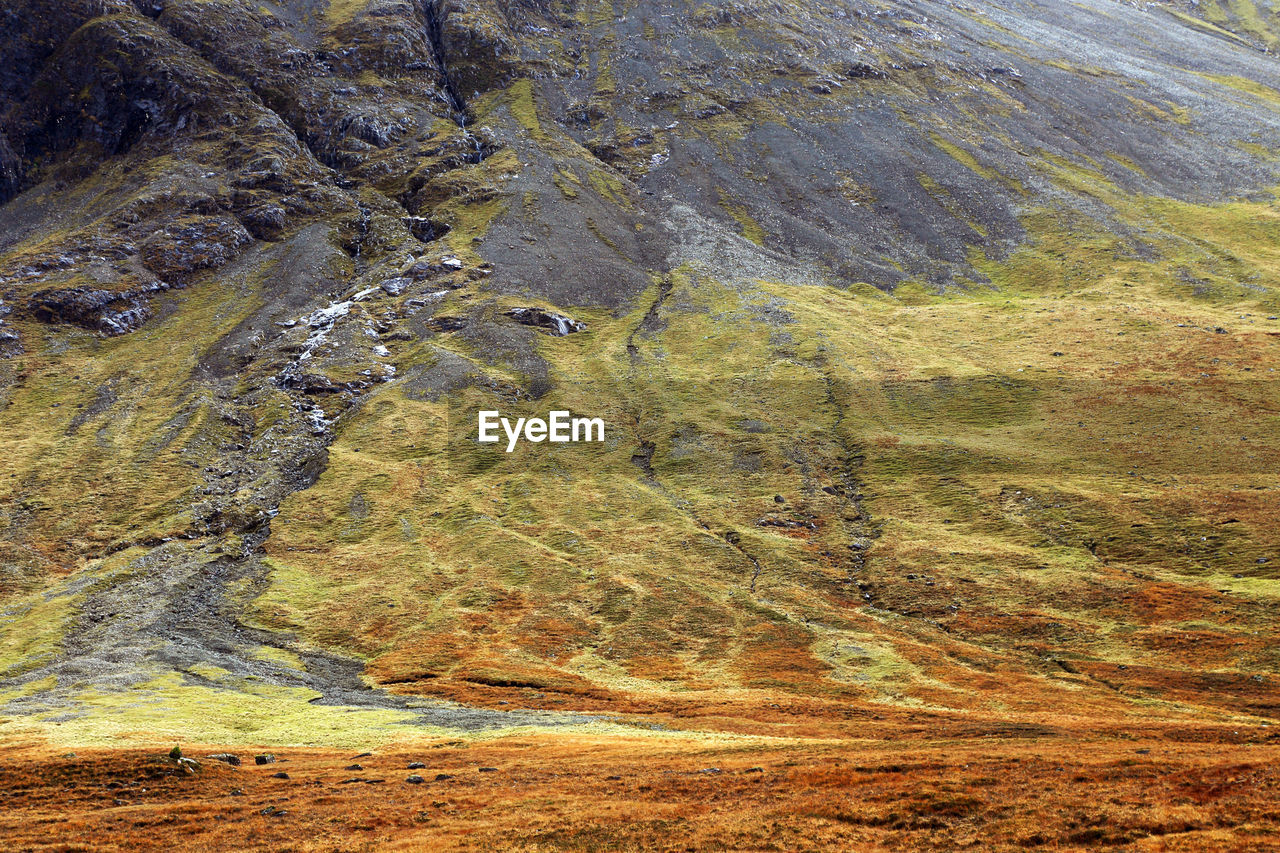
[1,0,1279,743]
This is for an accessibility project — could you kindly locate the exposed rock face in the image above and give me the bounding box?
[0,133,20,204]
[506,307,584,336]
[28,284,161,335]
[2,0,1280,739]
[140,215,253,280]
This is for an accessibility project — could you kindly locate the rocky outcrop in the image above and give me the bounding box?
[505,307,585,336]
[435,0,524,100]
[140,215,252,281]
[28,284,162,335]
[0,300,20,356]
[0,133,19,205]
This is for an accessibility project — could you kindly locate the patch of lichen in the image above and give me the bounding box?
[6,670,430,748]
[1165,1,1280,50]
[0,584,80,680]
[1197,73,1280,110]
[324,0,371,27]
[716,189,766,247]
[978,156,1280,314]
[929,132,1027,196]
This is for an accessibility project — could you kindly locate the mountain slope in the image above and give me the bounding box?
[1,0,1279,746]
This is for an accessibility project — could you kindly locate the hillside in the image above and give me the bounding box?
[1,0,1279,848]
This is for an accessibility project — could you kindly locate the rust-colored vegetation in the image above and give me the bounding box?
[1,723,1277,851]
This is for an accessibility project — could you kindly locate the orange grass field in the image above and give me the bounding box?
[1,714,1277,852]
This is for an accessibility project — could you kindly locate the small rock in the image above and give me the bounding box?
[353,752,373,759]
[406,775,425,784]
[345,764,364,771]
[242,205,287,238]
[207,753,241,767]
[744,767,764,774]
[380,277,411,295]
[683,94,727,119]
[840,61,888,79]
[229,788,245,796]
[406,261,438,280]
[426,316,466,332]
[271,772,289,780]
[478,767,497,773]
[0,327,21,358]
[441,256,464,270]
[408,762,426,769]
[434,773,454,781]
[177,757,201,775]
[255,754,277,765]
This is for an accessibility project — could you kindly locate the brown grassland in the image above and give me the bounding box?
[1,716,1277,852]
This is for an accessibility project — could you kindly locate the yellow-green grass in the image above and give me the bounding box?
[249,169,1280,720]
[5,104,1280,736]
[0,247,291,568]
